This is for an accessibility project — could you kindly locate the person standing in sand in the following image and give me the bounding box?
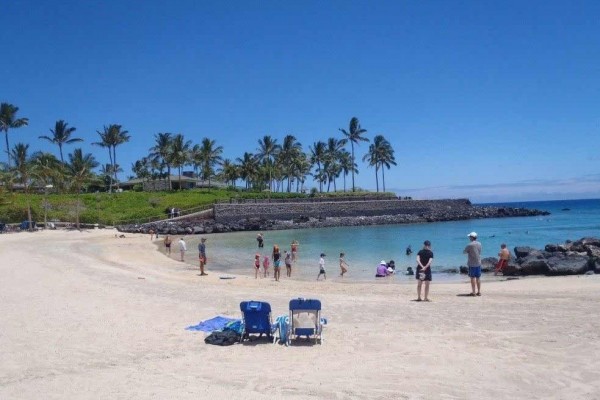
[149,229,155,241]
[254,254,261,279]
[178,237,187,262]
[284,250,292,278]
[317,253,326,280]
[464,232,482,296]
[262,255,270,278]
[164,235,172,255]
[272,244,281,281]
[416,240,433,302]
[494,243,511,275]
[339,252,349,277]
[198,237,208,276]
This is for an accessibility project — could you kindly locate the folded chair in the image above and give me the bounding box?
[287,298,324,345]
[239,301,276,342]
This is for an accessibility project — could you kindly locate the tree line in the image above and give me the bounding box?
[1,102,397,200]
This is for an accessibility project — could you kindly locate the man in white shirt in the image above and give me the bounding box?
[178,237,187,262]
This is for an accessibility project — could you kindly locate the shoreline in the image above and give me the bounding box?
[2,229,600,399]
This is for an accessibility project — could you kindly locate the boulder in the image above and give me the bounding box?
[546,253,590,275]
[514,246,537,258]
[584,245,600,259]
[545,244,561,253]
[501,262,522,276]
[459,266,468,274]
[580,237,600,247]
[481,257,498,272]
[519,254,549,275]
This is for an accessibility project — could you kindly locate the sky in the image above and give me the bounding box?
[2,0,599,202]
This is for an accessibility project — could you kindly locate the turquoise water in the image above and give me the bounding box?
[185,199,600,281]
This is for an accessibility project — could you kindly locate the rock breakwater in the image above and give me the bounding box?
[117,199,549,235]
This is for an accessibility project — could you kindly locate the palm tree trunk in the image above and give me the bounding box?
[351,144,355,192]
[59,144,64,163]
[375,166,379,192]
[382,164,386,192]
[4,130,11,167]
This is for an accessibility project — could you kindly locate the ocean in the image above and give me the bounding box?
[181,198,600,282]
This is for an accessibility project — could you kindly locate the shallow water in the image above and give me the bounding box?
[175,199,600,282]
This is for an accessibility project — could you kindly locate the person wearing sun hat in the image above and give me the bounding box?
[463,232,482,296]
[375,260,390,277]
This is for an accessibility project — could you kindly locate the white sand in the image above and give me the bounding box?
[1,229,599,399]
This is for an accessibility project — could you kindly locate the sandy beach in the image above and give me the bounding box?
[1,229,599,399]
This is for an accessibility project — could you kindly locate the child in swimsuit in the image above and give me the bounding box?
[254,254,261,279]
[262,255,270,278]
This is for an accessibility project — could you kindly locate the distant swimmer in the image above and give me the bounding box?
[406,245,413,256]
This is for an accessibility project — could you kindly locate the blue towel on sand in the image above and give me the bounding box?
[186,316,238,332]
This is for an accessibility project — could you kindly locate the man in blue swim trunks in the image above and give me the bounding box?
[463,232,482,296]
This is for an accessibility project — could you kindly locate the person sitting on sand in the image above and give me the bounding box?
[387,260,396,273]
[376,260,391,277]
[406,266,414,275]
[494,243,511,275]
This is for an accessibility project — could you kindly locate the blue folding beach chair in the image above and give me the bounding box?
[287,298,324,345]
[239,301,276,342]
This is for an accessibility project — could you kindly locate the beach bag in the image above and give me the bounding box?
[204,330,240,346]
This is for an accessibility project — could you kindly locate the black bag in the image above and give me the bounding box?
[204,330,240,346]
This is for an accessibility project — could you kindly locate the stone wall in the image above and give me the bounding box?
[213,198,473,223]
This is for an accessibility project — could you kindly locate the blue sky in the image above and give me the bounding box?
[2,0,599,202]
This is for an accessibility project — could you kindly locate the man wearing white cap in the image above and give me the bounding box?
[463,232,482,296]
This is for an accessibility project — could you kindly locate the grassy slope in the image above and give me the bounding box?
[0,189,397,225]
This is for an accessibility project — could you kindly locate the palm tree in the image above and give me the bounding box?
[0,103,29,168]
[169,134,191,189]
[256,135,280,192]
[339,117,368,192]
[149,132,173,189]
[309,141,327,192]
[38,120,82,162]
[10,143,35,229]
[92,124,129,191]
[219,159,239,187]
[199,137,223,187]
[278,134,303,192]
[339,150,356,192]
[362,135,396,192]
[31,151,63,190]
[324,137,345,192]
[236,152,259,189]
[373,135,396,192]
[66,148,99,229]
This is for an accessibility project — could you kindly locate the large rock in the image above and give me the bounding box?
[546,252,590,275]
[519,253,549,275]
[514,246,537,258]
[481,257,498,272]
[501,262,522,276]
